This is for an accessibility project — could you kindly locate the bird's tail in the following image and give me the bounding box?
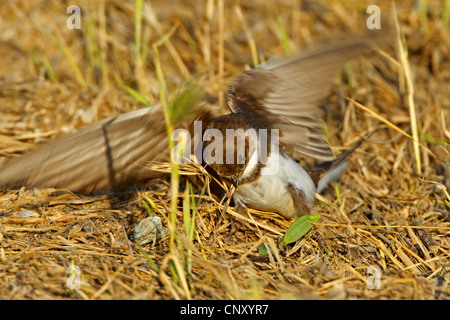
[307,134,370,194]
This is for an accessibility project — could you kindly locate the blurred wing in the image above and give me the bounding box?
[0,103,216,192]
[226,31,391,161]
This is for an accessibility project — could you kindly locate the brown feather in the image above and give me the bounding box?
[0,103,219,192]
[225,31,392,161]
[0,31,392,193]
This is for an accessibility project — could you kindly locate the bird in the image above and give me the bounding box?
[0,31,391,219]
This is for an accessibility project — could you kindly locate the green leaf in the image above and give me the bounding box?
[169,79,203,124]
[137,245,159,273]
[282,214,320,246]
[444,200,450,208]
[142,198,154,217]
[123,85,151,105]
[257,243,273,256]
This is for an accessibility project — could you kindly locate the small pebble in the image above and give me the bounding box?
[19,210,37,218]
[82,223,94,233]
[131,216,165,246]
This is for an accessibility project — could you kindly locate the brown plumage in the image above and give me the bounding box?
[0,30,391,202]
[0,103,220,192]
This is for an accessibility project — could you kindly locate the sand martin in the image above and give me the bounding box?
[0,32,390,218]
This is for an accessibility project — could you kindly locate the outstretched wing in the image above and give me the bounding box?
[226,31,391,161]
[0,103,216,192]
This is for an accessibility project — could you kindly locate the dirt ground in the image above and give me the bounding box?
[0,0,449,300]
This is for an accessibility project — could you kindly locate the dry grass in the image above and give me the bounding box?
[0,0,449,300]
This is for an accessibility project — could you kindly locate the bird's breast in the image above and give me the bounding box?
[234,150,317,218]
